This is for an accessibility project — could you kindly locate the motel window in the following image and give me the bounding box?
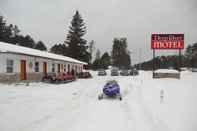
[35,62,39,72]
[52,63,55,72]
[6,59,14,73]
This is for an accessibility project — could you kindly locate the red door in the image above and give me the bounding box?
[20,60,27,80]
[43,62,47,77]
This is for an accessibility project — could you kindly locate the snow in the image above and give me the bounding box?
[155,69,179,73]
[0,70,197,131]
[0,42,87,65]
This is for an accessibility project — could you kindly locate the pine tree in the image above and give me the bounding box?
[34,41,47,51]
[65,11,90,63]
[0,16,6,42]
[18,35,35,48]
[50,43,68,56]
[112,38,131,69]
[100,52,111,69]
[0,16,12,43]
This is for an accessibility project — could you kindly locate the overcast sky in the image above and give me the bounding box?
[1,0,197,64]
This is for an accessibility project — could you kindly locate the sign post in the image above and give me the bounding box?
[151,34,184,78]
[153,49,155,78]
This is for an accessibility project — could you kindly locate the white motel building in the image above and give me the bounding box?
[0,42,87,83]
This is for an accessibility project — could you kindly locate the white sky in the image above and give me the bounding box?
[1,0,197,64]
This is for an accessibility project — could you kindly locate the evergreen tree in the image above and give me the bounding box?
[100,52,111,69]
[112,38,131,69]
[0,16,6,42]
[92,59,101,70]
[185,43,197,67]
[0,15,48,50]
[34,41,47,51]
[50,43,68,56]
[18,35,35,48]
[65,11,90,63]
[0,16,13,43]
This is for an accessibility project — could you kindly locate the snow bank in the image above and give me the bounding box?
[155,69,179,73]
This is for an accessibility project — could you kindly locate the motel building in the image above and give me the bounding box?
[0,42,87,83]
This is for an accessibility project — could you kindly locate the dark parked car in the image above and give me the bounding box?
[130,69,139,76]
[98,69,107,76]
[111,68,119,76]
[120,70,129,76]
[78,72,92,78]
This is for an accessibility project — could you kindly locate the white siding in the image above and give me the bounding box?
[0,53,5,73]
[0,53,85,75]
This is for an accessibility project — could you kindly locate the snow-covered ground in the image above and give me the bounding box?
[0,70,196,131]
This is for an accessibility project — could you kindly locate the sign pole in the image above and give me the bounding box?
[179,49,181,72]
[153,49,155,78]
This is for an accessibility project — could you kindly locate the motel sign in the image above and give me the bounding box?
[151,34,184,79]
[151,34,184,49]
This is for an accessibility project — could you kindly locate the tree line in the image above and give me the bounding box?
[1,11,197,70]
[0,10,132,69]
[135,43,197,70]
[0,16,47,51]
[50,11,131,69]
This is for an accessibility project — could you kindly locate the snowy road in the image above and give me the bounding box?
[0,71,197,131]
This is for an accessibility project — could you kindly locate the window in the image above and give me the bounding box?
[6,59,14,73]
[52,63,55,72]
[35,62,39,72]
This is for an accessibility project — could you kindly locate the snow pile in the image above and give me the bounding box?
[155,69,179,73]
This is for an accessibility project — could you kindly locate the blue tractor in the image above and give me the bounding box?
[98,80,122,100]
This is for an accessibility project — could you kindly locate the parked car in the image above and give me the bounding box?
[192,68,197,72]
[78,72,92,78]
[130,69,139,76]
[42,73,76,83]
[120,70,129,76]
[111,68,119,76]
[98,69,107,76]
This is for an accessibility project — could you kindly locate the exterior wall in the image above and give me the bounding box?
[0,53,5,73]
[0,52,84,83]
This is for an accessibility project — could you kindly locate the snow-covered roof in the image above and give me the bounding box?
[0,42,87,65]
[155,69,179,73]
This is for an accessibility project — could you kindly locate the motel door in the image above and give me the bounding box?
[58,64,61,73]
[43,62,47,77]
[20,60,27,80]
